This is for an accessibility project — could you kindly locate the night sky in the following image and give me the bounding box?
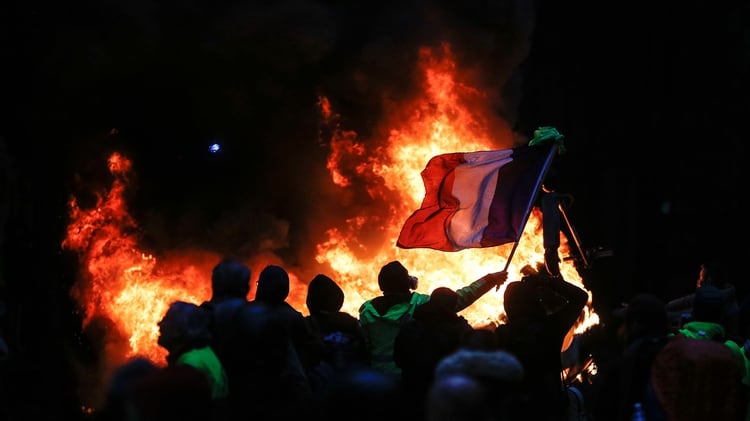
[1,0,748,418]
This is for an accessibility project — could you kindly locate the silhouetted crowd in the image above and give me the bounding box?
[85,258,750,421]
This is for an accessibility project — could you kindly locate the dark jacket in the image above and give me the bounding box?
[495,273,588,421]
[394,287,475,403]
[304,274,369,391]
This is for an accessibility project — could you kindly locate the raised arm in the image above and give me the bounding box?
[455,270,508,312]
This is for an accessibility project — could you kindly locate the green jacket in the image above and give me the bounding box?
[724,340,750,385]
[358,274,497,374]
[178,345,230,399]
[359,292,429,374]
[677,320,726,341]
[725,339,750,421]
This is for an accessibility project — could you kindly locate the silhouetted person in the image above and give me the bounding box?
[426,374,489,421]
[311,365,409,421]
[200,259,307,420]
[666,260,738,333]
[653,284,748,421]
[676,284,735,342]
[199,258,251,370]
[304,273,369,393]
[494,265,588,421]
[249,264,324,378]
[95,357,159,421]
[198,258,253,419]
[129,364,214,421]
[650,335,743,421]
[359,260,507,376]
[591,293,671,421]
[432,348,527,420]
[245,264,323,419]
[394,286,475,414]
[157,301,229,402]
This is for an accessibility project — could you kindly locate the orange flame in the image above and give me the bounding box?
[62,153,216,365]
[318,45,598,333]
[63,44,599,405]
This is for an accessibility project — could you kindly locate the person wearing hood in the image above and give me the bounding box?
[304,274,369,393]
[199,258,252,367]
[358,260,507,376]
[675,284,735,342]
[590,293,671,421]
[196,258,252,419]
[249,264,326,372]
[198,259,313,420]
[393,287,476,414]
[157,300,229,402]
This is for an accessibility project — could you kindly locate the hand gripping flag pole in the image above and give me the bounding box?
[496,127,565,289]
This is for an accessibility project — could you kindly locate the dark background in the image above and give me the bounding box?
[1,0,748,418]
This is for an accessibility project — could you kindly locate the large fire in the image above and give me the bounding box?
[62,44,598,406]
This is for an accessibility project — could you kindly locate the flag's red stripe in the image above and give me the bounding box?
[396,153,466,251]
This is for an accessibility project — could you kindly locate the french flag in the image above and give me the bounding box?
[397,141,558,252]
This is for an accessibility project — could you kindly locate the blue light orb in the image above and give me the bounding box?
[208,143,221,153]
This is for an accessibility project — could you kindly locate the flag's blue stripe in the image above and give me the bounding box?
[481,143,553,247]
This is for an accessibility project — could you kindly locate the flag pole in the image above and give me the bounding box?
[498,142,560,287]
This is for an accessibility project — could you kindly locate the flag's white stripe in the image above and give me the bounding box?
[446,149,514,249]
